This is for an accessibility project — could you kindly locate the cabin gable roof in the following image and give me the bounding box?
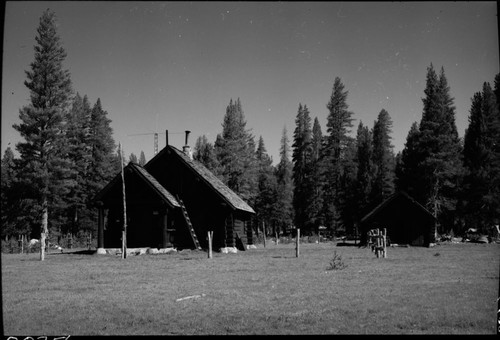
[94,162,180,208]
[146,145,255,214]
[361,191,436,225]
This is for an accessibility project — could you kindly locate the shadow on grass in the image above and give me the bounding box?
[336,242,362,247]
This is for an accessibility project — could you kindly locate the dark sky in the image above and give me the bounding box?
[2,1,499,163]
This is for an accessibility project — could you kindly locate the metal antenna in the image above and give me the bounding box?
[127,131,186,155]
[154,133,158,155]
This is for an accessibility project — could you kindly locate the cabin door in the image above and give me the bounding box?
[153,210,174,248]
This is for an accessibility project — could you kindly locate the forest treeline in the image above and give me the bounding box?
[193,71,500,239]
[2,10,500,251]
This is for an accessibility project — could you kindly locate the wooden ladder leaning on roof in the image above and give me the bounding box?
[177,196,202,250]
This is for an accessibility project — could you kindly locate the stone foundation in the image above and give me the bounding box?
[220,246,238,254]
[98,247,177,255]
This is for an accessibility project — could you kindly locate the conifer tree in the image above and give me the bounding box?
[398,64,463,233]
[1,148,40,241]
[254,136,277,233]
[87,98,120,230]
[292,104,314,232]
[396,122,421,195]
[194,135,219,173]
[215,98,257,204]
[1,148,19,239]
[309,117,324,232]
[13,9,74,260]
[65,93,93,237]
[274,126,294,236]
[322,77,354,233]
[420,65,463,232]
[354,121,374,222]
[462,80,500,231]
[370,109,395,207]
[340,139,358,236]
[128,153,138,164]
[139,151,147,166]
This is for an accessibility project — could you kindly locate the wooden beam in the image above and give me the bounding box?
[162,212,169,248]
[97,207,104,250]
[119,142,127,259]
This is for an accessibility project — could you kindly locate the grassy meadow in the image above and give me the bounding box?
[2,241,499,335]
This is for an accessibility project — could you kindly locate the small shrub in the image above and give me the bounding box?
[305,235,320,243]
[327,250,347,270]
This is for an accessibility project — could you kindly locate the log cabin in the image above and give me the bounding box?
[93,131,256,253]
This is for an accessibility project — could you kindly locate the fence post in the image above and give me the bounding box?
[87,231,92,250]
[296,228,300,258]
[383,228,387,258]
[263,221,266,248]
[208,230,213,259]
[376,229,380,258]
[18,235,23,254]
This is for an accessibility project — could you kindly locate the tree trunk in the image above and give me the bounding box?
[40,199,48,261]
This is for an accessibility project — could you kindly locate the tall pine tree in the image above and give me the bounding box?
[13,9,74,260]
[292,103,314,233]
[215,98,257,204]
[87,98,120,232]
[398,64,463,234]
[354,121,374,224]
[322,77,354,233]
[462,80,500,231]
[254,136,277,235]
[65,93,93,237]
[309,117,324,232]
[274,126,294,236]
[370,109,395,207]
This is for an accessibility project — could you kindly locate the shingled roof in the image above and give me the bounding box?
[130,163,181,208]
[148,145,255,214]
[94,162,180,208]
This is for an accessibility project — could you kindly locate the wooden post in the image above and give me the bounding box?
[208,231,213,259]
[354,224,358,245]
[376,229,380,258]
[119,142,127,259]
[275,230,279,245]
[162,212,169,248]
[263,221,266,248]
[19,235,23,254]
[97,206,104,249]
[383,228,387,258]
[296,228,300,258]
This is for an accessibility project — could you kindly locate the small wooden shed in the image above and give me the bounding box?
[94,135,256,252]
[360,191,437,247]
